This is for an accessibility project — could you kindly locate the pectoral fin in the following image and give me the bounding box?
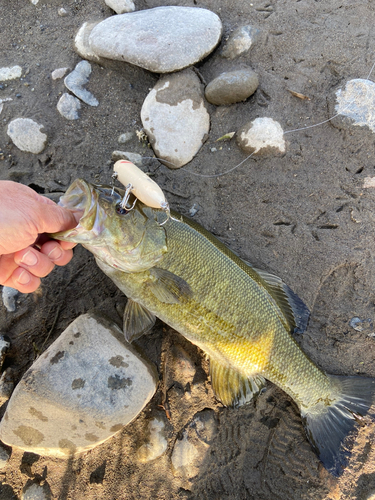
[209,358,266,408]
[147,268,192,304]
[123,299,156,342]
[253,266,310,334]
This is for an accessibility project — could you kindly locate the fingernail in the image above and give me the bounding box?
[48,247,63,261]
[17,270,31,285]
[21,250,38,266]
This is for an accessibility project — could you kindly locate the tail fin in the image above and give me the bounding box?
[303,375,375,476]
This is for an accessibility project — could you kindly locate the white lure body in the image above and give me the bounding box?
[113,160,168,210]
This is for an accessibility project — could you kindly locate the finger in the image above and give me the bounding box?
[37,202,80,235]
[0,254,18,285]
[4,267,41,294]
[40,240,74,266]
[14,247,55,278]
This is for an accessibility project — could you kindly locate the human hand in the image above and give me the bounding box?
[0,181,80,294]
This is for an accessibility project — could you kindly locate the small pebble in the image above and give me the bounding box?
[189,203,200,217]
[30,0,39,4]
[0,368,15,405]
[221,25,260,59]
[21,481,52,500]
[363,177,375,189]
[137,416,168,462]
[171,430,199,477]
[335,79,375,133]
[57,93,81,120]
[0,66,22,81]
[236,117,285,155]
[205,68,259,106]
[7,118,47,154]
[105,0,135,14]
[64,60,99,107]
[111,151,143,166]
[0,335,10,370]
[2,286,18,312]
[51,67,69,80]
[118,132,134,144]
[0,443,10,470]
[58,7,68,17]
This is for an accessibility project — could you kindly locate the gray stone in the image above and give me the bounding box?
[118,132,134,144]
[74,22,102,63]
[57,93,81,120]
[205,68,259,106]
[51,67,69,80]
[7,118,47,154]
[0,335,10,370]
[0,66,22,81]
[111,151,143,166]
[335,79,375,133]
[221,25,260,59]
[0,312,157,457]
[58,7,68,17]
[21,482,51,500]
[2,286,19,312]
[88,7,222,73]
[141,70,210,168]
[0,443,10,470]
[64,61,99,107]
[0,368,15,405]
[105,0,135,14]
[236,117,285,156]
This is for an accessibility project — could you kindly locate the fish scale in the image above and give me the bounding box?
[53,179,375,476]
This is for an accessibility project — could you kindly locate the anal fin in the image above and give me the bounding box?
[123,298,156,343]
[210,358,266,408]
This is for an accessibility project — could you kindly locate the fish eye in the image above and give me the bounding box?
[115,204,129,216]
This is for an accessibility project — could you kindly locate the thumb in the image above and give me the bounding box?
[37,202,80,234]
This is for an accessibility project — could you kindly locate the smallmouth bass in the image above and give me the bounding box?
[54,179,375,476]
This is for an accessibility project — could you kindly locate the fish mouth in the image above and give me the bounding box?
[58,178,98,231]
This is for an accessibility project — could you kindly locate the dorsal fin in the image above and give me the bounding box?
[209,358,266,408]
[252,266,310,334]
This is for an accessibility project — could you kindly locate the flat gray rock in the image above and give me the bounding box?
[57,93,81,120]
[141,70,210,168]
[335,79,375,132]
[64,61,98,107]
[0,312,157,457]
[205,68,259,105]
[7,118,47,154]
[88,6,222,73]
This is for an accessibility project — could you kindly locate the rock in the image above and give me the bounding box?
[193,409,217,445]
[58,7,68,17]
[88,7,222,73]
[21,481,52,500]
[7,118,47,154]
[137,416,168,462]
[0,443,10,470]
[74,22,102,63]
[171,430,199,478]
[105,0,135,14]
[118,132,134,144]
[0,312,157,457]
[0,335,10,370]
[0,368,15,405]
[205,68,259,105]
[64,61,99,107]
[111,151,143,166]
[335,79,375,133]
[29,0,39,4]
[57,93,81,120]
[141,70,210,168]
[0,97,12,116]
[0,66,22,81]
[236,117,285,155]
[51,67,69,80]
[363,177,375,189]
[2,286,19,312]
[221,25,260,59]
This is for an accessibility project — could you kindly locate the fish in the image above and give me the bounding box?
[53,179,375,476]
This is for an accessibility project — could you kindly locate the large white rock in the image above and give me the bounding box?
[7,118,47,154]
[88,6,222,73]
[141,70,210,168]
[335,79,375,133]
[0,312,157,457]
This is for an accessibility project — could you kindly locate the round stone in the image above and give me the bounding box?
[7,118,47,154]
[205,68,259,105]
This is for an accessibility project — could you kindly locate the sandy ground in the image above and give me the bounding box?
[1,0,375,498]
